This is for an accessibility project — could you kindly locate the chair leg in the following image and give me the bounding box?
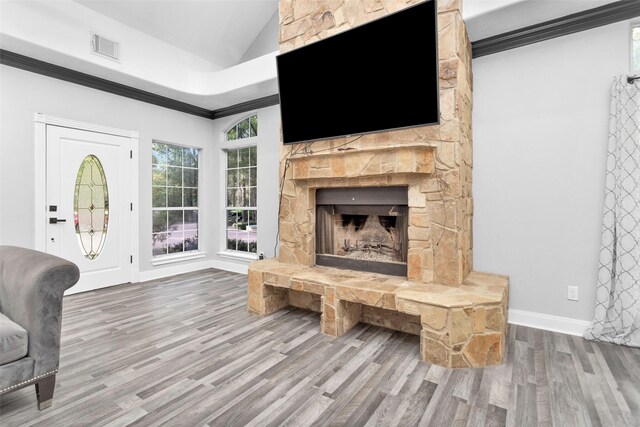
[35,374,56,410]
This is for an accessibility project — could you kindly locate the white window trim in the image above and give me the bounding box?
[223,147,258,255]
[151,140,203,261]
[223,113,258,143]
[631,21,640,74]
[217,250,258,262]
[220,112,260,257]
[151,250,207,266]
[221,135,258,150]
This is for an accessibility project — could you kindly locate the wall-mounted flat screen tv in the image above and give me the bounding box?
[277,0,439,145]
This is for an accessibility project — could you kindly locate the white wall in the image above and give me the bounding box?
[0,65,216,274]
[472,20,632,323]
[0,65,281,279]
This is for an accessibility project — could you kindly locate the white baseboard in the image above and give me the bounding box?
[138,260,215,282]
[211,259,249,275]
[138,258,249,282]
[508,309,592,337]
[65,281,128,295]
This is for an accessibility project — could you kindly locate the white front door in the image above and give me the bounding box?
[46,125,132,294]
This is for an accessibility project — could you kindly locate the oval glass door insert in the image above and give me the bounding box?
[74,155,109,260]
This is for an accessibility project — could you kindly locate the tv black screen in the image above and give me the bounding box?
[277,0,439,145]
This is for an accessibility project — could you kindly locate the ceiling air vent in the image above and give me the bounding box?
[91,33,120,61]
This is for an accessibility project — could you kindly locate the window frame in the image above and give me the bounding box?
[225,113,258,142]
[151,140,205,265]
[219,113,260,261]
[631,21,640,74]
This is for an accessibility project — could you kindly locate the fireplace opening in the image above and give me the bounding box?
[316,187,408,276]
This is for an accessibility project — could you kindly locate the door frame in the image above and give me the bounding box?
[34,113,140,284]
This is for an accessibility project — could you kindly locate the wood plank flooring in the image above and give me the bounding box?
[1,268,638,426]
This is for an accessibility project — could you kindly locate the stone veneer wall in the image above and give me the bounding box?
[278,0,473,287]
[249,3,510,367]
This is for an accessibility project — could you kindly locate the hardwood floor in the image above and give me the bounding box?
[1,268,638,426]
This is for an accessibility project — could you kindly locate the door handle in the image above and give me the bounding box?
[49,218,67,224]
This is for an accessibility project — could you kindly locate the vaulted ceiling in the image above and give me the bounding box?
[72,0,623,62]
[73,0,278,68]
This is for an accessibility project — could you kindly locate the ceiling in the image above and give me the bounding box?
[72,0,623,67]
[74,0,278,68]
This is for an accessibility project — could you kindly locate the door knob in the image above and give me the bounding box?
[49,218,67,224]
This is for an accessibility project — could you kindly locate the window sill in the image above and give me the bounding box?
[151,251,207,266]
[217,250,259,262]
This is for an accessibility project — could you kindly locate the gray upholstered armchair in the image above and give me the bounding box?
[0,246,79,410]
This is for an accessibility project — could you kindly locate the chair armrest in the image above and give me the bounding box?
[0,246,79,376]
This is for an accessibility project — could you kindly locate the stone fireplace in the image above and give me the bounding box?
[247,0,510,368]
[316,186,408,276]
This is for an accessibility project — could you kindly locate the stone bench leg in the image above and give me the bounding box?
[420,305,506,368]
[248,272,288,315]
[321,288,361,336]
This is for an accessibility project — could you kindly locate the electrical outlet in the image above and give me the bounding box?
[567,286,579,301]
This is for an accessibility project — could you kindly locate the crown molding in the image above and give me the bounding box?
[1,49,280,120]
[0,49,214,118]
[472,0,640,58]
[211,94,280,119]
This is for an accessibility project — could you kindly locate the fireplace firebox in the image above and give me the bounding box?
[315,187,408,276]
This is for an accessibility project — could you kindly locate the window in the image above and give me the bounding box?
[74,155,109,260]
[226,114,257,141]
[633,24,640,72]
[152,142,200,256]
[225,146,257,253]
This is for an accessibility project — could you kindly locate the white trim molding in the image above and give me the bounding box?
[151,251,207,266]
[139,259,251,281]
[34,117,46,252]
[140,257,252,282]
[139,260,214,282]
[34,113,139,138]
[631,20,640,74]
[130,131,140,283]
[211,259,250,275]
[217,250,258,262]
[508,309,592,337]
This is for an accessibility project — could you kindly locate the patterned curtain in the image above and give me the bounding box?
[584,76,640,347]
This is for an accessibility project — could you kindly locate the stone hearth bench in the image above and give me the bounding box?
[247,259,509,368]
